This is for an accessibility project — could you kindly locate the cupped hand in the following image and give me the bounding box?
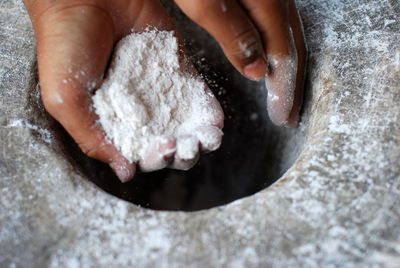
[175,0,307,126]
[23,0,224,182]
[24,0,305,182]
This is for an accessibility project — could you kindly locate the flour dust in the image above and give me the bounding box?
[92,30,223,163]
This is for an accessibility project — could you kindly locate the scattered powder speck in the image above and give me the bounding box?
[6,119,53,144]
[238,40,253,58]
[92,30,222,163]
[220,1,227,13]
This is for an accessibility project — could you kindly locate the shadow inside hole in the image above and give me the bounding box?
[51,2,305,211]
[61,71,300,211]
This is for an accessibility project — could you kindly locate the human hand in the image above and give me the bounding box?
[174,0,307,126]
[23,0,224,182]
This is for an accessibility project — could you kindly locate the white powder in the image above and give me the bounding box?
[92,30,222,163]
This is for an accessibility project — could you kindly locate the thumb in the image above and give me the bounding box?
[28,2,136,182]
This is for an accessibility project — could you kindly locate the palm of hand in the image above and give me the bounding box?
[25,0,224,181]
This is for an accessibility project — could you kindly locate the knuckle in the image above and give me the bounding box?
[225,29,262,62]
[28,0,66,25]
[80,143,98,159]
[79,141,103,160]
[41,90,64,113]
[79,134,111,162]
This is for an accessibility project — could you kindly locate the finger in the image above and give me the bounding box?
[242,0,306,126]
[170,136,200,170]
[138,137,176,172]
[31,3,137,182]
[241,0,295,126]
[206,87,225,129]
[175,0,267,80]
[195,125,224,152]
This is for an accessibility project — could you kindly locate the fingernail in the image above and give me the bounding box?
[110,162,135,183]
[244,57,268,81]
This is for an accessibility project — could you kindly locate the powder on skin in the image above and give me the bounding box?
[92,30,223,163]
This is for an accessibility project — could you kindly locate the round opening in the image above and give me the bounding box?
[59,73,303,211]
[30,3,306,211]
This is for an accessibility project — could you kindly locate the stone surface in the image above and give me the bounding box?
[1,0,400,267]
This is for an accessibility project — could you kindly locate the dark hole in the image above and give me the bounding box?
[58,56,302,211]
[60,72,291,211]
[34,2,304,211]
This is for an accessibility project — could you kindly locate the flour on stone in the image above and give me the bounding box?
[92,30,222,163]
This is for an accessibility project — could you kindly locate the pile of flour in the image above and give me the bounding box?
[92,30,220,163]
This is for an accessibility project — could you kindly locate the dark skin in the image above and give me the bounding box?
[23,0,306,182]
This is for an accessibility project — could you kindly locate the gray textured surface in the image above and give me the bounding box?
[1,0,400,267]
